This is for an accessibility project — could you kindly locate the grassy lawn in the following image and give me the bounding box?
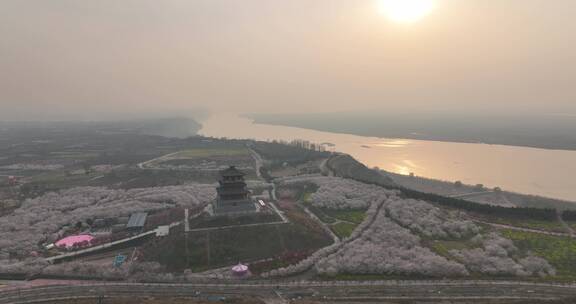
[428,239,478,257]
[172,148,249,159]
[146,222,332,272]
[20,171,103,197]
[303,201,367,226]
[306,205,336,224]
[331,222,357,239]
[565,221,576,231]
[303,204,367,239]
[99,168,223,188]
[50,151,100,159]
[323,209,367,224]
[501,229,576,279]
[302,192,313,203]
[483,216,566,233]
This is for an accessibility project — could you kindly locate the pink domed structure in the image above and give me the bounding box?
[231,263,249,277]
[55,235,94,249]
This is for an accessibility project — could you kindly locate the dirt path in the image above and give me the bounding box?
[309,207,356,225]
[137,151,180,169]
[299,204,340,243]
[476,219,575,238]
[248,147,264,179]
[319,157,334,177]
[449,190,495,199]
[557,209,575,237]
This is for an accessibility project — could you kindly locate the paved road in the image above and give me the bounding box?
[137,152,180,169]
[269,202,289,223]
[319,157,334,177]
[248,146,279,202]
[270,182,278,201]
[2,280,576,304]
[450,190,495,199]
[248,147,264,179]
[300,204,340,244]
[557,209,576,237]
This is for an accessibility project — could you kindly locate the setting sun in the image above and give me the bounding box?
[377,0,436,24]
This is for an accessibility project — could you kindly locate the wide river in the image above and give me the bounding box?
[200,113,576,202]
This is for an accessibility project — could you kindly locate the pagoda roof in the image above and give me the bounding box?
[219,180,247,186]
[217,187,249,195]
[220,166,246,177]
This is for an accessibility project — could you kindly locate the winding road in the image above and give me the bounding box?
[248,147,264,179]
[475,219,576,238]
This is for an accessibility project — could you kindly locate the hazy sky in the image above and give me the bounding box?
[1,0,575,120]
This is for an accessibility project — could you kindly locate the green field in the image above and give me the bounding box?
[146,222,332,272]
[483,216,567,233]
[304,202,367,224]
[501,229,576,279]
[323,209,367,224]
[304,205,367,239]
[331,222,357,239]
[565,221,576,231]
[171,147,249,159]
[306,205,337,224]
[50,151,100,159]
[429,239,477,258]
[302,192,313,203]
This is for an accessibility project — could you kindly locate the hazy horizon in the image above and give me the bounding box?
[2,0,576,120]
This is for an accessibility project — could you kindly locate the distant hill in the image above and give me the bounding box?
[327,154,396,188]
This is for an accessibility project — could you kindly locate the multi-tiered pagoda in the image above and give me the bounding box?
[214,166,256,215]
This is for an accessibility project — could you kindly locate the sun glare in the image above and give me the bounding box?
[377,0,436,24]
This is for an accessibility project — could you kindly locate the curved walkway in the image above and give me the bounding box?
[248,147,264,179]
[557,209,576,237]
[475,219,575,238]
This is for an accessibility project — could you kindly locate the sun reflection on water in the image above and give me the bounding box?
[402,159,420,169]
[392,159,422,176]
[373,139,413,148]
[394,164,412,175]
